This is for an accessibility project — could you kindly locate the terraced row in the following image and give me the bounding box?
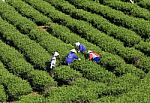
[0,17,50,69]
[102,0,150,21]
[0,40,56,93]
[0,61,32,100]
[137,0,150,10]
[22,0,150,73]
[5,0,146,79]
[67,0,150,39]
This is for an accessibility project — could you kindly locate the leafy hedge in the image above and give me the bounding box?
[54,66,82,84]
[0,1,36,34]
[27,70,57,91]
[0,62,32,99]
[0,40,33,75]
[67,0,150,38]
[0,17,50,69]
[5,0,51,25]
[113,72,150,103]
[71,74,140,101]
[134,41,150,56]
[103,0,150,21]
[45,0,142,47]
[137,0,150,10]
[0,85,6,102]
[0,41,56,91]
[71,59,116,83]
[46,85,98,103]
[15,94,46,103]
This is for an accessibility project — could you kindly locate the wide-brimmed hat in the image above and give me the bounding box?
[70,49,77,53]
[88,50,92,53]
[54,52,59,57]
[75,42,80,46]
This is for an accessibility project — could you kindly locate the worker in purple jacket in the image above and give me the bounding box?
[65,49,81,65]
[75,42,87,53]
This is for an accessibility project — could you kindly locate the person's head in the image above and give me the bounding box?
[75,42,80,47]
[54,51,59,57]
[70,49,77,53]
[88,50,92,54]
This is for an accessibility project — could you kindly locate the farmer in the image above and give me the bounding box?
[87,50,101,63]
[50,51,59,69]
[75,42,87,53]
[65,49,81,65]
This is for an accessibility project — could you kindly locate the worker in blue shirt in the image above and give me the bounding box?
[66,49,81,65]
[75,42,87,53]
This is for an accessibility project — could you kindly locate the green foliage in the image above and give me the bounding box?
[46,85,97,103]
[23,0,150,72]
[54,66,82,84]
[68,0,150,38]
[46,0,142,47]
[0,62,32,99]
[103,0,150,21]
[0,85,7,102]
[135,41,150,56]
[71,59,116,83]
[97,73,140,98]
[27,70,56,91]
[0,1,36,33]
[137,0,150,10]
[0,17,50,69]
[114,64,145,78]
[21,0,147,78]
[113,72,150,103]
[0,40,34,75]
[15,94,45,103]
[0,0,150,102]
[0,41,55,91]
[5,0,51,25]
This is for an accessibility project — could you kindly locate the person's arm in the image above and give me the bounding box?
[74,54,79,60]
[89,54,93,60]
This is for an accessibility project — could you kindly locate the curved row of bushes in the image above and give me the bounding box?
[0,61,32,99]
[134,41,150,56]
[23,0,150,73]
[113,72,150,103]
[102,0,150,21]
[14,94,46,103]
[54,73,140,103]
[45,0,142,47]
[54,66,82,85]
[0,40,56,91]
[67,0,150,38]
[0,17,50,69]
[137,0,150,10]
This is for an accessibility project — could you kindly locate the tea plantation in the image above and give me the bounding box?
[0,0,150,102]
